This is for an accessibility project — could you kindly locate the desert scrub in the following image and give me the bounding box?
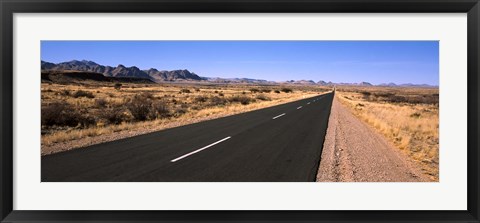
[42,102,95,128]
[229,95,254,105]
[73,90,95,98]
[256,94,270,101]
[337,89,439,180]
[41,82,322,154]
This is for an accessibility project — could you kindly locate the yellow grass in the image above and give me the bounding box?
[42,82,326,154]
[337,88,439,180]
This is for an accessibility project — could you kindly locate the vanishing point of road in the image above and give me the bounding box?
[42,92,334,182]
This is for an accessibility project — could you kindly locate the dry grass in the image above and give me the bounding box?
[42,82,328,154]
[336,87,439,180]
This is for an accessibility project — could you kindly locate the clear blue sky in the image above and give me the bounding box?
[41,41,439,85]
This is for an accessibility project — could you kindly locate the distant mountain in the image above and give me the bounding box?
[378,82,398,87]
[317,80,328,85]
[197,77,275,84]
[148,69,206,82]
[41,60,203,82]
[283,80,316,85]
[358,81,373,86]
[41,60,436,87]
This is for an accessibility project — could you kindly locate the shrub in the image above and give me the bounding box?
[274,90,281,93]
[73,90,95,98]
[374,92,394,97]
[127,95,152,121]
[209,96,228,106]
[361,91,371,96]
[61,90,70,96]
[42,102,69,126]
[410,112,421,118]
[180,89,191,93]
[114,83,122,90]
[256,94,270,101]
[260,89,272,93]
[230,96,253,105]
[250,88,260,93]
[194,96,208,103]
[219,93,224,96]
[281,88,293,93]
[141,92,155,99]
[95,98,108,108]
[101,108,127,124]
[42,102,95,127]
[151,101,170,118]
[77,114,96,127]
[173,107,187,117]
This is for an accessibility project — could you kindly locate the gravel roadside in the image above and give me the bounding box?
[317,94,429,182]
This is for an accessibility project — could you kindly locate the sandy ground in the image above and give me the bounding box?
[317,94,429,182]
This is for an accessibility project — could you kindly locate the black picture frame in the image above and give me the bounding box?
[1,0,479,222]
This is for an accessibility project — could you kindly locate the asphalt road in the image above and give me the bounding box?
[42,92,334,182]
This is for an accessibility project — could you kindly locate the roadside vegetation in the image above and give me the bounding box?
[41,82,328,154]
[336,86,439,180]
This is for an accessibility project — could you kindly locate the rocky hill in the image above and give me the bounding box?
[41,60,203,82]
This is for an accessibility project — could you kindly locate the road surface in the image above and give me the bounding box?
[42,92,334,182]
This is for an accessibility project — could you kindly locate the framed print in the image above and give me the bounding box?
[1,0,479,222]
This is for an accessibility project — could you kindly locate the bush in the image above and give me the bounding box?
[250,88,260,93]
[374,92,393,97]
[260,89,272,93]
[101,108,127,124]
[42,102,95,127]
[209,96,228,106]
[114,83,122,90]
[173,107,187,117]
[274,90,281,93]
[219,93,224,96]
[42,102,68,126]
[230,96,253,105]
[61,90,70,96]
[151,101,170,118]
[180,89,191,93]
[95,98,108,108]
[73,90,95,98]
[281,88,293,93]
[141,92,155,99]
[194,96,208,103]
[361,91,371,96]
[410,112,421,118]
[127,95,152,121]
[256,94,270,101]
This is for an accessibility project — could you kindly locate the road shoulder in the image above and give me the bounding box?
[317,94,429,182]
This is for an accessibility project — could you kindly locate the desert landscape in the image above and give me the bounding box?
[41,70,327,155]
[41,41,439,182]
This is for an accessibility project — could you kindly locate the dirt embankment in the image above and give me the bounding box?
[317,95,429,182]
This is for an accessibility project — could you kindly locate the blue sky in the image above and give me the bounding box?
[41,41,439,85]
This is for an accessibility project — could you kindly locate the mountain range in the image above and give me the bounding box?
[41,60,204,82]
[41,60,436,87]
